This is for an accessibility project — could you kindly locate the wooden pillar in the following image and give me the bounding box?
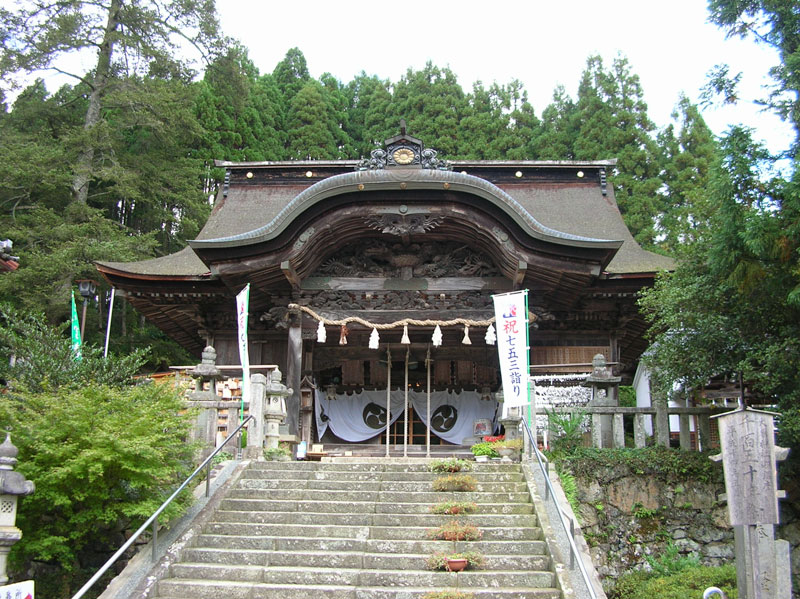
[285,310,302,437]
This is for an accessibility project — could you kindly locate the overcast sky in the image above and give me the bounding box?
[218,0,793,154]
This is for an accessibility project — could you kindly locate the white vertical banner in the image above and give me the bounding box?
[493,290,530,410]
[236,284,251,411]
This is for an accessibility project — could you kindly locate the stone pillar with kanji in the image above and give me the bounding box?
[712,407,792,599]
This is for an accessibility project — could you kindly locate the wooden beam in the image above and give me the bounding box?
[281,260,301,290]
[513,260,528,289]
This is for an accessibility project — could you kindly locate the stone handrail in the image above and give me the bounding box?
[546,405,735,451]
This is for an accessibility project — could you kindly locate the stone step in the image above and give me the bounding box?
[220,497,535,514]
[233,478,528,493]
[181,547,551,571]
[211,509,539,528]
[229,487,532,504]
[156,580,561,599]
[171,563,555,588]
[204,521,540,541]
[192,534,549,556]
[246,461,521,473]
[152,459,561,599]
[241,470,524,482]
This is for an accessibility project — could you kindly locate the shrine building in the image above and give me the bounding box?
[96,131,672,450]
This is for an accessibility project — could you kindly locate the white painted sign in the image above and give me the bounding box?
[493,290,529,408]
[236,284,251,409]
[0,580,34,599]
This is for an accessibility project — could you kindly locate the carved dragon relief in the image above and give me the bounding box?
[313,240,501,280]
[365,213,444,236]
[302,290,496,312]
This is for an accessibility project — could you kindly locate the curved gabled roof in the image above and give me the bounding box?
[189,168,621,252]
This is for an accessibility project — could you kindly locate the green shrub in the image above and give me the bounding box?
[611,564,737,599]
[644,541,699,576]
[432,473,477,492]
[0,382,196,574]
[429,458,473,473]
[547,409,586,456]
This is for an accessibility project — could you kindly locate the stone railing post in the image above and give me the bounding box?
[244,373,266,459]
[679,412,692,450]
[633,413,647,448]
[698,412,712,451]
[655,398,670,447]
[612,413,625,448]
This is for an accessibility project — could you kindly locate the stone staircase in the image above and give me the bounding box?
[153,460,563,599]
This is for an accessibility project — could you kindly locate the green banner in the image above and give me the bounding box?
[71,292,82,361]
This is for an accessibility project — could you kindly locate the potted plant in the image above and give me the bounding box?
[429,458,473,473]
[425,550,485,572]
[491,437,523,460]
[422,591,473,599]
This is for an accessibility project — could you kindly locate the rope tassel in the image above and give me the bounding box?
[401,324,411,344]
[317,320,326,343]
[462,325,471,345]
[339,325,349,345]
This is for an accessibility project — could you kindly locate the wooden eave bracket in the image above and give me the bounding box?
[281,260,301,290]
[513,260,528,289]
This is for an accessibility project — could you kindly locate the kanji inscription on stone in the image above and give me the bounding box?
[717,409,779,526]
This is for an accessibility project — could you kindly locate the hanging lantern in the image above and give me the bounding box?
[317,320,326,343]
[432,324,443,347]
[462,325,471,345]
[485,323,496,345]
[401,324,411,345]
[339,325,349,345]
[369,327,380,349]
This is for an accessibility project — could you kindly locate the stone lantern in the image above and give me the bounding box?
[0,433,34,584]
[582,354,621,448]
[264,368,290,451]
[188,346,225,454]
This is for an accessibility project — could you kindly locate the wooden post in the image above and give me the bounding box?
[285,310,302,437]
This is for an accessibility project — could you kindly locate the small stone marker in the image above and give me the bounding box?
[712,407,791,599]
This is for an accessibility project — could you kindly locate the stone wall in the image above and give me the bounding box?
[566,455,798,596]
